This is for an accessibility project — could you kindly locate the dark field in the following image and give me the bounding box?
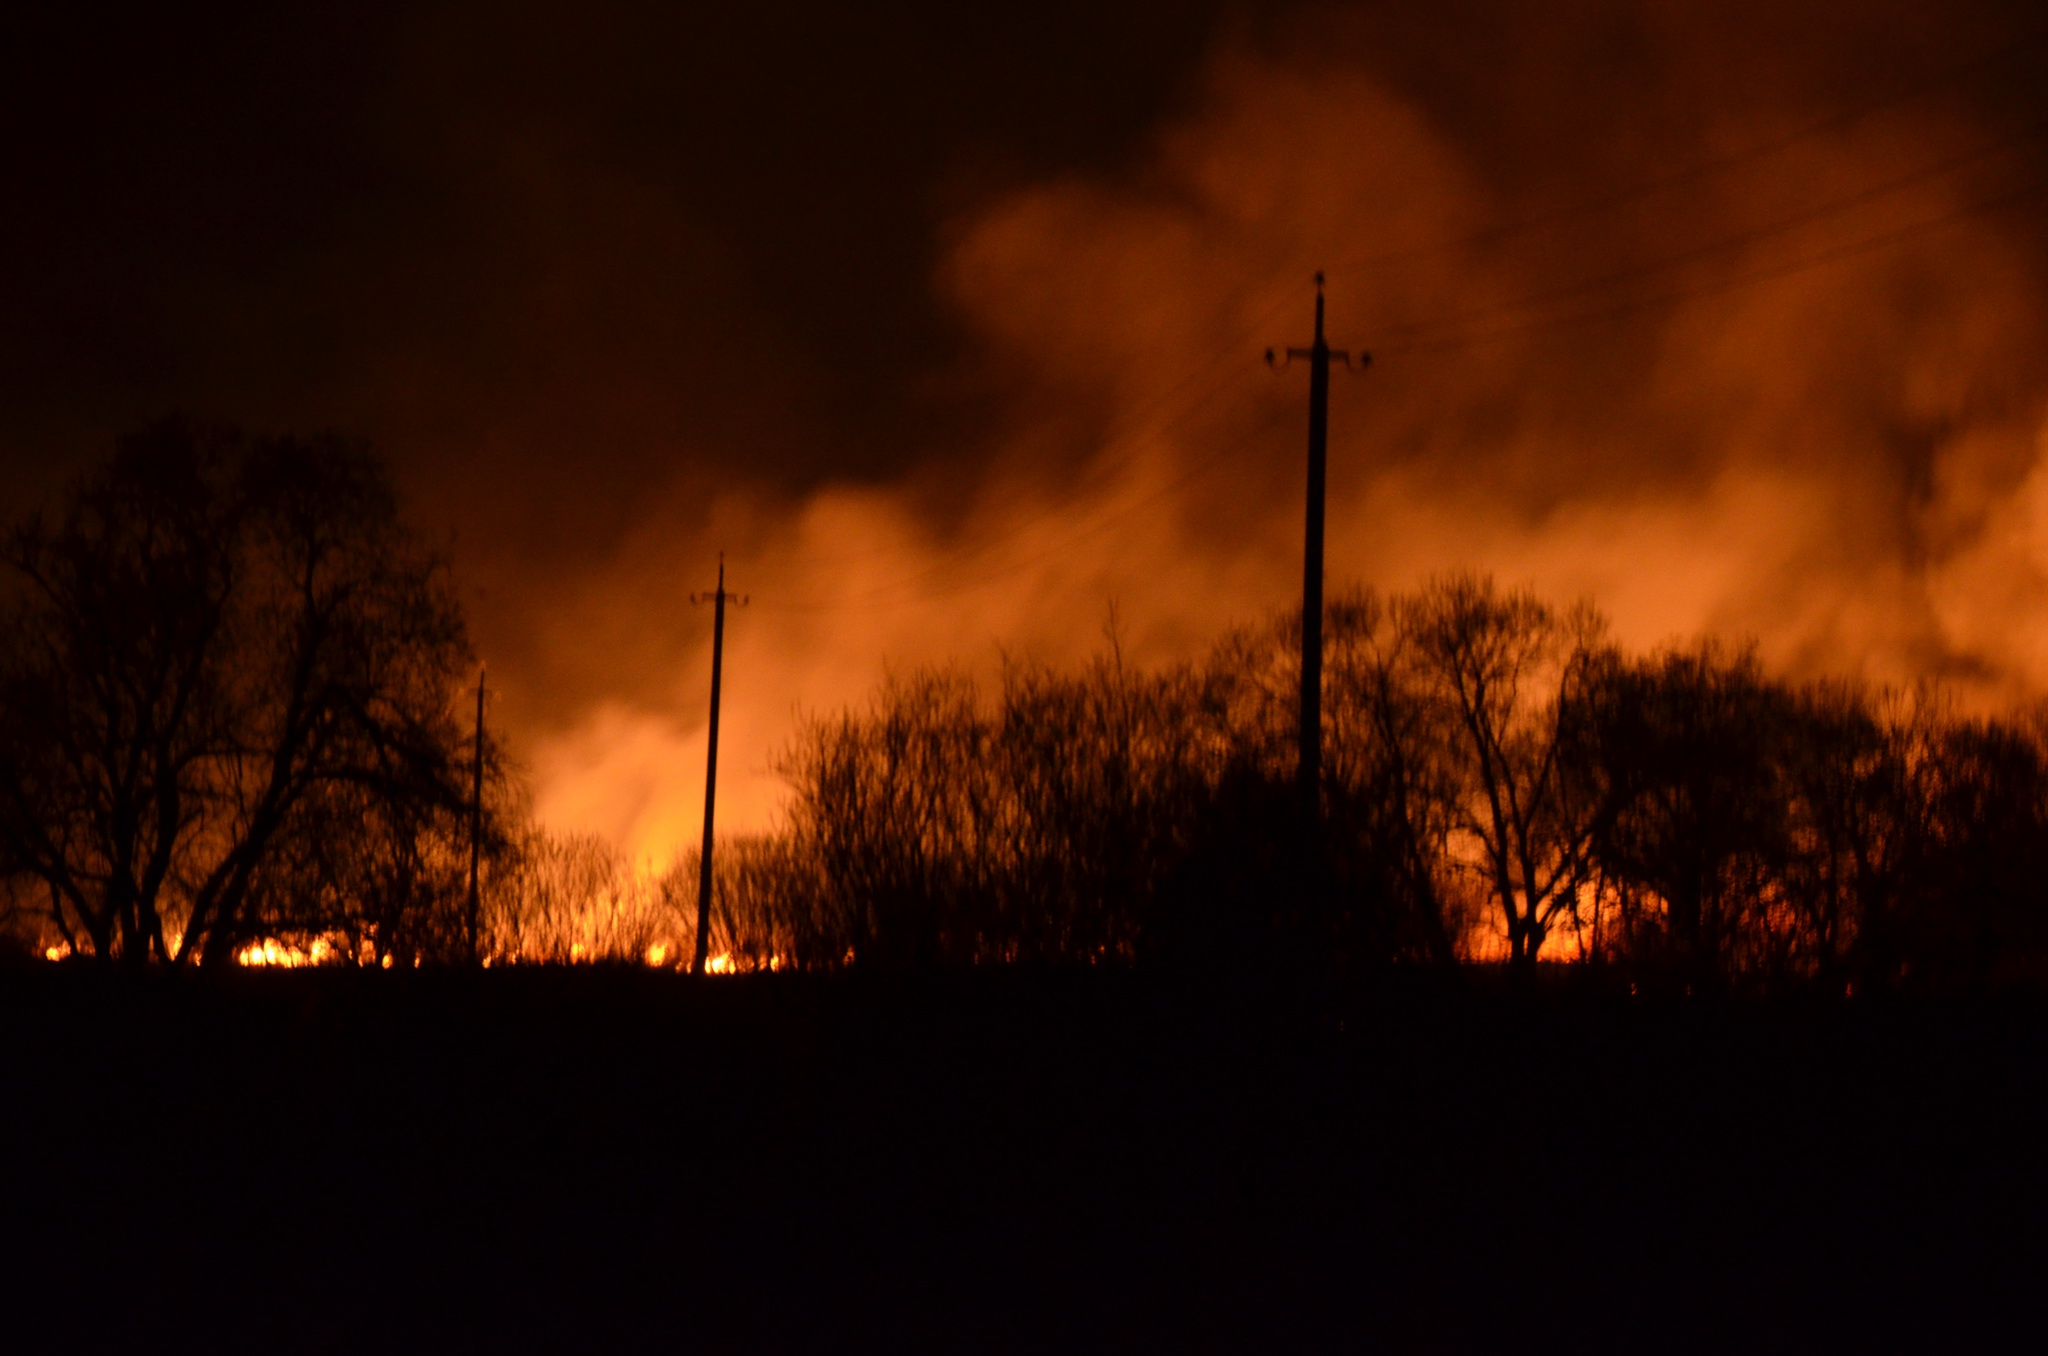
[4,967,2044,1352]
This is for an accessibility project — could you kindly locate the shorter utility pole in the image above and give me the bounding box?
[466,666,486,965]
[1267,272,1367,812]
[690,557,746,975]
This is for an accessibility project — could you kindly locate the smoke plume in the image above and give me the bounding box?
[512,5,2048,864]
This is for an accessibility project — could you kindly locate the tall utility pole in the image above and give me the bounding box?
[466,666,486,964]
[1268,272,1367,810]
[691,557,745,975]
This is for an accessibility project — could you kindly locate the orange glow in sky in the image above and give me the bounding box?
[522,41,2048,867]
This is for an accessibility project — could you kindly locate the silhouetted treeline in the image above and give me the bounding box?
[0,419,517,966]
[707,578,2048,992]
[10,424,2048,992]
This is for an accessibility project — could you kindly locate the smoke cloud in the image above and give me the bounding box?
[7,2,2043,865]
[524,5,2048,863]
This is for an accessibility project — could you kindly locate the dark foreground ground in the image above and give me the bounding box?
[3,965,2045,1352]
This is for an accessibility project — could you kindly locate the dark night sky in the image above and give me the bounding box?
[5,1,2046,853]
[0,3,1231,738]
[0,1,1222,489]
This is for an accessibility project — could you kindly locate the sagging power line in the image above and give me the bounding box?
[1309,15,2048,285]
[1375,119,2048,347]
[756,175,2035,617]
[728,36,2048,625]
[762,143,2045,614]
[1381,171,2048,356]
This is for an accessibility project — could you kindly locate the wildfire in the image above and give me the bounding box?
[236,937,334,968]
[32,930,744,970]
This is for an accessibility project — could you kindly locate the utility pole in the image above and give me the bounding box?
[1268,272,1367,811]
[691,557,746,975]
[466,666,486,965]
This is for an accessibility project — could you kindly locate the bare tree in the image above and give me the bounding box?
[0,418,487,966]
[771,642,1231,969]
[1402,574,1608,977]
[1322,590,1468,966]
[1571,643,1795,987]
[1772,686,2048,992]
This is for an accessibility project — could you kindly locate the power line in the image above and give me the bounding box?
[762,160,2045,616]
[1380,172,2048,356]
[1373,119,2048,343]
[761,156,2048,612]
[1309,17,2048,282]
[733,24,2048,620]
